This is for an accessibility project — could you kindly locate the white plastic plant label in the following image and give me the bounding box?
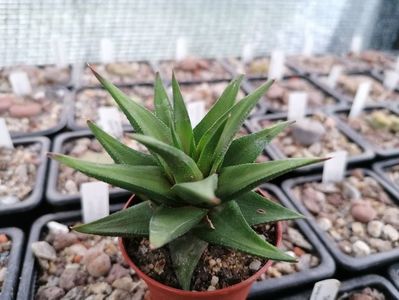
[310,279,341,300]
[100,38,115,63]
[175,37,188,61]
[383,70,399,91]
[72,63,84,88]
[395,56,399,73]
[303,33,314,56]
[47,221,69,234]
[81,182,110,223]
[287,92,308,121]
[0,118,13,149]
[350,35,362,54]
[242,43,254,64]
[322,151,347,183]
[187,101,206,127]
[268,50,285,81]
[8,71,32,96]
[98,107,124,138]
[349,81,371,118]
[51,37,67,67]
[326,65,343,89]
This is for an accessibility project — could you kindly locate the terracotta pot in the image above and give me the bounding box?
[119,194,283,300]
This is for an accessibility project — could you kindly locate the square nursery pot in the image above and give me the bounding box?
[0,227,24,300]
[222,57,295,80]
[248,112,374,173]
[331,104,399,157]
[245,75,345,114]
[388,263,399,290]
[248,184,335,299]
[278,274,399,300]
[373,158,399,198]
[285,54,345,76]
[282,168,399,271]
[157,58,233,83]
[313,71,399,107]
[0,87,70,138]
[16,204,150,300]
[0,136,50,215]
[67,84,154,131]
[46,130,133,206]
[81,61,156,87]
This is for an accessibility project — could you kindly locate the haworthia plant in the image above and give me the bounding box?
[50,66,325,291]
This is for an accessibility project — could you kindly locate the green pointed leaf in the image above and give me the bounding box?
[193,75,244,142]
[88,66,172,145]
[49,153,177,204]
[171,174,220,207]
[87,121,156,166]
[172,73,196,155]
[222,121,293,167]
[194,201,295,262]
[73,201,153,236]
[154,73,173,127]
[236,191,303,226]
[130,134,203,183]
[150,206,208,249]
[169,234,208,290]
[217,158,326,199]
[210,80,274,174]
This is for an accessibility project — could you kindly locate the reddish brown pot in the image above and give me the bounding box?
[119,194,283,300]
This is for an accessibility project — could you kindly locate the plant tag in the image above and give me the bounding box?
[187,101,206,127]
[395,56,399,73]
[242,43,254,64]
[310,279,341,300]
[303,34,314,56]
[322,151,347,183]
[100,38,115,63]
[47,221,69,234]
[287,92,308,121]
[175,37,188,61]
[98,107,124,138]
[0,118,13,149]
[81,182,109,223]
[8,71,32,96]
[349,81,371,118]
[326,65,343,88]
[51,37,67,67]
[268,50,285,81]
[72,63,84,88]
[350,35,362,54]
[383,70,399,91]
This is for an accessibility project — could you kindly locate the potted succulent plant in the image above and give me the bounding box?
[49,66,323,300]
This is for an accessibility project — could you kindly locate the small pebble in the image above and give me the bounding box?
[351,202,377,223]
[367,220,383,238]
[249,259,262,271]
[382,224,399,242]
[31,241,57,261]
[352,240,371,257]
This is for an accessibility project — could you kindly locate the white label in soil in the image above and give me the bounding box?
[349,81,371,118]
[47,221,69,234]
[322,151,347,184]
[242,43,254,64]
[310,279,341,300]
[350,35,362,54]
[395,56,399,73]
[187,101,206,127]
[175,37,188,61]
[287,92,308,121]
[72,63,84,88]
[51,37,67,67]
[0,118,13,149]
[326,65,343,89]
[9,71,32,96]
[383,70,399,91]
[303,34,314,56]
[81,182,109,223]
[98,107,124,138]
[268,50,285,81]
[100,38,115,63]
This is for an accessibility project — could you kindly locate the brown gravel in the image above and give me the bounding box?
[342,50,396,72]
[287,55,343,75]
[227,57,293,78]
[338,287,385,300]
[0,234,11,291]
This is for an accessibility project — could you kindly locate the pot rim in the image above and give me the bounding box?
[119,192,283,296]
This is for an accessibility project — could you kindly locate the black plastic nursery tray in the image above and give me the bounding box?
[46,130,131,206]
[0,227,24,300]
[0,136,50,215]
[248,112,374,173]
[388,263,399,290]
[282,169,399,271]
[373,158,399,197]
[249,184,335,298]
